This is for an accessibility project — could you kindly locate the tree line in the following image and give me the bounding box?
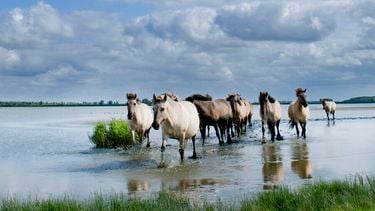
[0,99,152,107]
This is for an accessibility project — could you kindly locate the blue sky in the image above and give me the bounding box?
[0,0,374,102]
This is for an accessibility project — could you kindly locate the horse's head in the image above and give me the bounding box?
[152,94,168,130]
[296,88,308,107]
[259,92,271,105]
[126,93,140,120]
[226,93,242,115]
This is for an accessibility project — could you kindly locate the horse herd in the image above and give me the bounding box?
[126,88,337,162]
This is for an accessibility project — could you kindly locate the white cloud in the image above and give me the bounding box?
[0,47,20,70]
[0,1,374,101]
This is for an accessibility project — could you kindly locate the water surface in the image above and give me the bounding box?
[0,104,374,201]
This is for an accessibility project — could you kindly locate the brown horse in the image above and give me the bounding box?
[185,94,213,139]
[259,92,283,141]
[226,93,252,137]
[320,98,336,120]
[190,99,234,145]
[288,88,309,139]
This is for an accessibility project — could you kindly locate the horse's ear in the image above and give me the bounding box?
[304,89,307,93]
[134,93,137,99]
[268,96,275,103]
[153,94,156,102]
[126,93,130,99]
[163,94,168,102]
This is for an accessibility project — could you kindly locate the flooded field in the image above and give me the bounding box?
[0,104,374,201]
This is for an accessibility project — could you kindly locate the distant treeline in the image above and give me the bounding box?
[0,96,373,107]
[0,99,152,107]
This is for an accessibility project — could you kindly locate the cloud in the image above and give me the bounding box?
[215,2,336,42]
[0,1,374,101]
[0,2,73,48]
[0,47,20,69]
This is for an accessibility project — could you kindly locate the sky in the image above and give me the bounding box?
[0,0,374,102]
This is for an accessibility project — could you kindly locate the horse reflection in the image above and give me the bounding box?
[262,144,284,189]
[291,142,312,179]
[179,178,226,190]
[127,179,151,192]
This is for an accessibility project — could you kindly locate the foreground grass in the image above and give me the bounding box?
[2,176,375,210]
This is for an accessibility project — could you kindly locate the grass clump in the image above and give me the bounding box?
[90,119,133,148]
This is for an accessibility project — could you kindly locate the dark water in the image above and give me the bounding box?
[0,104,374,201]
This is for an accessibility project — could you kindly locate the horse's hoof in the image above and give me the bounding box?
[188,154,198,159]
[276,136,284,141]
[146,143,151,148]
[157,162,167,168]
[219,141,224,146]
[161,146,165,152]
[261,140,266,144]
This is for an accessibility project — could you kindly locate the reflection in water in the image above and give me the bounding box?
[162,178,227,192]
[327,120,336,127]
[291,142,312,179]
[178,178,226,190]
[262,144,284,189]
[127,179,151,192]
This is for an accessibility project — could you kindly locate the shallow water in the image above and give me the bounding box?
[0,104,374,201]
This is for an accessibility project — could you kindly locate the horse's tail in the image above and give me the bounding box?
[289,120,295,129]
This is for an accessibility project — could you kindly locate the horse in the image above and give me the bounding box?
[185,94,213,139]
[288,88,309,139]
[126,93,153,147]
[189,99,234,145]
[258,92,283,141]
[226,93,252,137]
[320,98,336,120]
[152,94,200,161]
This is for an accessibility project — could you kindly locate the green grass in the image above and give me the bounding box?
[90,119,133,148]
[1,176,375,210]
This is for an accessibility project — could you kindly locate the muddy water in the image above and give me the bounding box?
[0,104,374,201]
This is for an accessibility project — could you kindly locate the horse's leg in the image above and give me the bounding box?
[276,119,283,140]
[161,134,167,152]
[248,115,253,128]
[207,126,210,137]
[268,121,276,142]
[131,130,136,144]
[295,122,300,138]
[138,132,143,144]
[226,121,234,144]
[332,111,335,120]
[179,134,186,162]
[261,121,265,139]
[230,119,235,137]
[214,124,223,145]
[200,124,206,146]
[236,120,241,137]
[301,122,307,139]
[146,128,151,148]
[326,112,330,120]
[189,135,198,159]
[160,134,168,167]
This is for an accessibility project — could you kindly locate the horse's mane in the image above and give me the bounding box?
[126,93,138,100]
[295,88,306,97]
[154,92,179,103]
[185,94,212,102]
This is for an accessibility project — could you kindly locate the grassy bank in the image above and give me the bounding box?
[1,176,375,210]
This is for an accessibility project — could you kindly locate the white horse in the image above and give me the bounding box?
[320,98,336,120]
[288,88,309,139]
[152,94,200,161]
[258,92,283,141]
[126,93,153,147]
